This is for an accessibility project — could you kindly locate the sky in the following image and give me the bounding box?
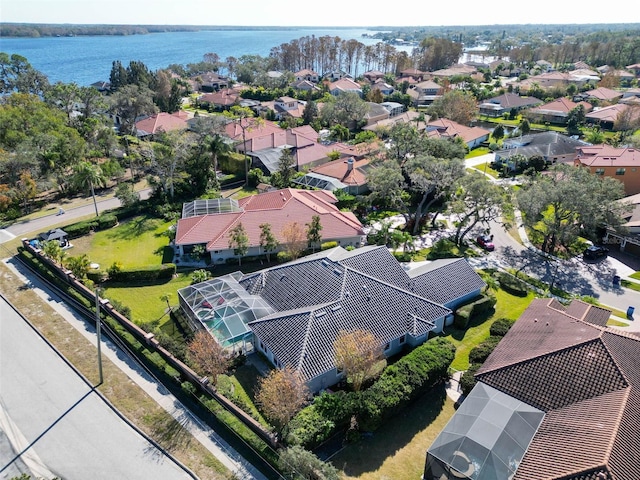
[1,0,638,27]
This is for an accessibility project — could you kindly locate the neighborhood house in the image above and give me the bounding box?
[179,246,486,392]
[173,188,366,264]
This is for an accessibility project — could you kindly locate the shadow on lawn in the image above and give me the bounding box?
[332,386,447,477]
[444,308,495,342]
[107,216,163,241]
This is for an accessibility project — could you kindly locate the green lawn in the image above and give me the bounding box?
[465,147,491,159]
[70,215,174,269]
[102,273,193,325]
[442,288,535,371]
[333,389,455,480]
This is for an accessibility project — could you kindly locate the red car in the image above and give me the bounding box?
[476,234,495,251]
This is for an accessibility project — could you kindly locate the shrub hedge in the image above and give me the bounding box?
[63,213,118,239]
[489,318,515,337]
[460,363,482,396]
[359,337,455,431]
[468,336,502,364]
[495,271,529,297]
[454,294,497,329]
[286,338,456,448]
[108,263,176,283]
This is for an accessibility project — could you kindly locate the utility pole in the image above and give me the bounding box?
[95,288,103,385]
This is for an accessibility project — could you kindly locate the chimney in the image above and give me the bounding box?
[346,157,354,172]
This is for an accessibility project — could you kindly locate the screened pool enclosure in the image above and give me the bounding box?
[178,272,274,351]
[424,383,545,480]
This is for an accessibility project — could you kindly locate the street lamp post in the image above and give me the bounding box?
[95,288,103,385]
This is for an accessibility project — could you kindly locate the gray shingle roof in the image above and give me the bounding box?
[497,132,588,159]
[243,246,484,382]
[408,258,487,305]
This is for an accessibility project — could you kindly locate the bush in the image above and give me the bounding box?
[108,263,176,283]
[359,337,455,431]
[460,363,482,396]
[285,405,336,449]
[453,294,496,329]
[64,220,98,238]
[489,318,515,337]
[393,251,413,262]
[495,271,529,297]
[96,214,118,230]
[277,251,292,263]
[454,304,473,329]
[427,238,461,259]
[468,336,502,364]
[320,241,338,250]
[86,269,107,284]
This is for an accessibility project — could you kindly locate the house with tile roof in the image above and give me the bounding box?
[579,86,624,104]
[478,93,543,118]
[174,188,366,265]
[293,69,320,83]
[244,124,352,174]
[178,245,485,392]
[426,118,491,149]
[328,77,363,96]
[198,88,239,110]
[424,297,640,480]
[294,157,372,194]
[407,79,445,106]
[362,110,427,133]
[574,144,640,195]
[134,111,191,138]
[586,103,640,130]
[526,97,593,125]
[495,131,589,167]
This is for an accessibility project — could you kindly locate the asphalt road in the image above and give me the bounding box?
[0,188,152,244]
[0,295,193,480]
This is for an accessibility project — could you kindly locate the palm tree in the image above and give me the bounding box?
[73,161,106,217]
[209,133,230,189]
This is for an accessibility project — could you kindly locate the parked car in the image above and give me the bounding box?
[476,234,495,251]
[583,245,608,260]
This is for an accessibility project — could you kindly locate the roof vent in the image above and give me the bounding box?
[345,291,351,298]
[316,310,327,318]
[331,304,342,312]
[333,268,341,276]
[321,260,329,267]
[280,274,287,281]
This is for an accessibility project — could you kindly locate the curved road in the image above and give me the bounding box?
[465,155,640,330]
[0,295,193,480]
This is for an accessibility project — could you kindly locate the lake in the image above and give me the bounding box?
[0,28,385,86]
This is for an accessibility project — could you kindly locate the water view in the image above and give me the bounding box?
[0,28,385,85]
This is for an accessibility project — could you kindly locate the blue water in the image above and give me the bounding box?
[0,28,383,86]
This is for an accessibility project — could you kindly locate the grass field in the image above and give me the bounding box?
[332,389,454,480]
[443,288,535,372]
[70,215,174,269]
[103,273,193,325]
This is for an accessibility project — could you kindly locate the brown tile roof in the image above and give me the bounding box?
[175,188,364,250]
[530,97,593,115]
[576,144,640,168]
[426,118,491,144]
[134,111,190,136]
[585,87,624,101]
[473,298,640,480]
[309,157,371,188]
